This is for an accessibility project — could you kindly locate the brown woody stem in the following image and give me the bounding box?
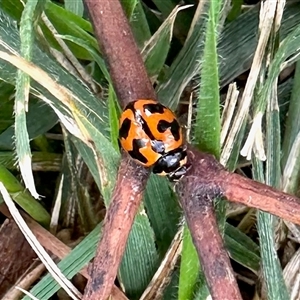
[83,154,149,300]
[83,0,154,299]
[84,0,155,109]
[177,148,242,300]
[223,172,300,224]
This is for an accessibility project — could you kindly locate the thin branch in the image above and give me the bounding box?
[223,173,300,224]
[184,204,241,300]
[83,155,149,300]
[176,148,242,300]
[83,0,154,299]
[179,146,300,226]
[84,0,155,109]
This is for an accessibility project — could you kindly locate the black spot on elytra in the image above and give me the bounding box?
[151,140,165,154]
[128,139,148,164]
[124,101,157,141]
[143,103,165,114]
[119,118,131,139]
[157,119,180,141]
[125,101,136,113]
[141,118,156,141]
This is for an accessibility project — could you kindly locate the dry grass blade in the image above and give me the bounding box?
[0,182,82,300]
[223,1,277,163]
[0,205,128,300]
[283,248,300,299]
[220,83,239,160]
[41,12,98,93]
[14,288,39,300]
[140,226,183,300]
[3,264,45,300]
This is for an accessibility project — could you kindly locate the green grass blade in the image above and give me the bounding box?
[130,1,151,48]
[0,0,23,20]
[64,0,84,17]
[118,212,159,298]
[219,2,300,88]
[241,19,300,299]
[0,151,62,171]
[224,224,260,273]
[46,1,92,32]
[151,0,193,41]
[15,0,45,199]
[23,223,101,299]
[151,0,175,16]
[0,100,58,151]
[193,275,210,300]
[108,85,120,151]
[227,0,243,21]
[252,85,289,299]
[282,60,300,168]
[178,225,200,300]
[256,26,300,114]
[258,85,289,299]
[246,10,292,296]
[194,0,221,157]
[43,2,97,60]
[143,175,181,256]
[156,2,209,109]
[179,1,222,299]
[58,34,111,82]
[120,0,138,19]
[156,2,300,110]
[142,5,191,81]
[257,211,289,299]
[0,164,50,227]
[0,81,14,134]
[282,131,300,194]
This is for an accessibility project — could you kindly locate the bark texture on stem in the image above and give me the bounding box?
[85,0,155,109]
[176,148,243,300]
[83,0,154,299]
[83,153,149,300]
[176,145,300,299]
[223,173,300,224]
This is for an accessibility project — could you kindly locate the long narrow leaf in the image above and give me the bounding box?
[22,223,102,299]
[156,1,209,109]
[194,0,221,156]
[178,226,200,300]
[15,0,45,198]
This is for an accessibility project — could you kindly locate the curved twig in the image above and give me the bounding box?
[177,146,300,226]
[84,0,155,108]
[83,0,153,299]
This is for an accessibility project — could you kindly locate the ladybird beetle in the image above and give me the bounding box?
[119,99,188,181]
